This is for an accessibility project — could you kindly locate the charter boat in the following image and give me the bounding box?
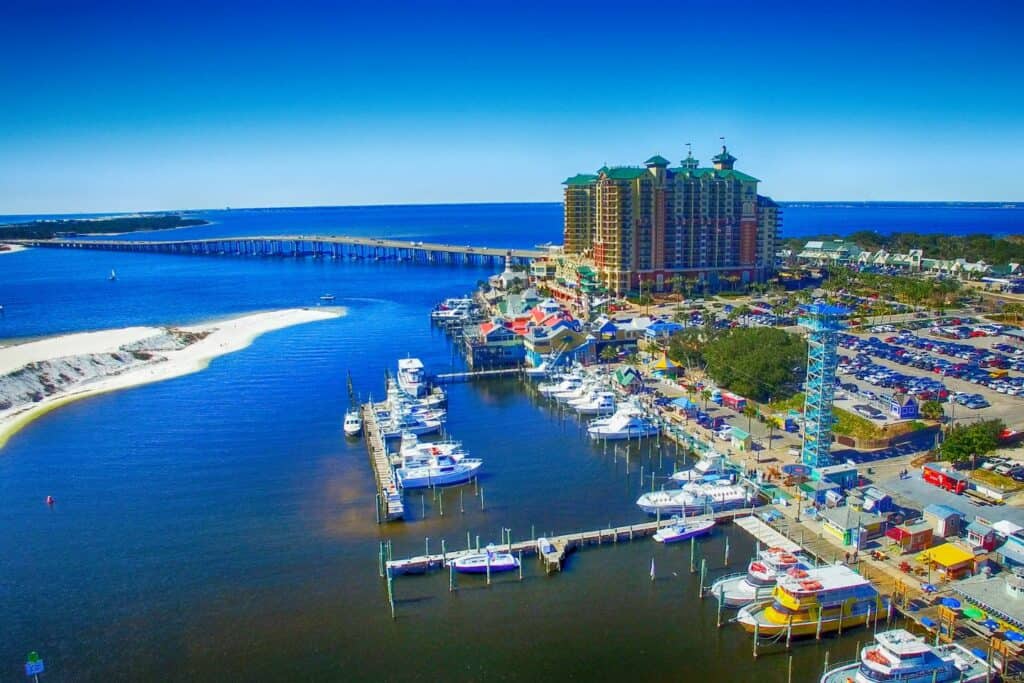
[571,391,616,416]
[553,380,596,404]
[379,411,443,439]
[395,452,482,489]
[736,563,886,638]
[397,432,466,462]
[343,409,362,437]
[449,545,520,574]
[588,406,659,440]
[671,452,731,482]
[397,357,427,397]
[538,375,582,397]
[652,518,715,543]
[820,628,992,682]
[710,547,810,608]
[636,481,750,516]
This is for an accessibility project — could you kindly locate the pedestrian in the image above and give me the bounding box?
[845,552,851,564]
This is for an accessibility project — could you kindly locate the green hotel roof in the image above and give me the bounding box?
[670,167,760,182]
[563,173,599,186]
[645,154,671,166]
[601,166,648,180]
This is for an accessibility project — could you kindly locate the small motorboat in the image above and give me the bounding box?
[108,269,117,281]
[343,409,362,437]
[319,294,336,302]
[449,545,520,574]
[652,518,716,543]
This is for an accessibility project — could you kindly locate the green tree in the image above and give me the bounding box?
[939,419,1004,463]
[920,399,944,421]
[702,327,807,402]
[700,388,712,410]
[743,403,758,434]
[599,346,618,363]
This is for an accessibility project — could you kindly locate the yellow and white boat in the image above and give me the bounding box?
[736,563,886,638]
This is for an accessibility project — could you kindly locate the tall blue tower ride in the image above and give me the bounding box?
[798,304,849,468]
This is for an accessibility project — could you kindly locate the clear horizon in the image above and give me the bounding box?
[2,1,1022,214]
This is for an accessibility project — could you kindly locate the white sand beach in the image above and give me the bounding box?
[0,307,345,448]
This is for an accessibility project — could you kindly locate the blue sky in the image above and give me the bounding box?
[2,0,1022,213]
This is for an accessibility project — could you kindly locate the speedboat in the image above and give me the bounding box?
[343,409,362,437]
[736,564,886,638]
[319,293,336,302]
[653,518,715,543]
[380,412,443,439]
[820,628,992,682]
[553,381,596,404]
[397,357,427,397]
[449,545,520,574]
[588,406,659,440]
[636,481,750,516]
[395,453,482,489]
[710,547,809,608]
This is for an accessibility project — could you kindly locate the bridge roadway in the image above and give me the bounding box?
[13,235,546,267]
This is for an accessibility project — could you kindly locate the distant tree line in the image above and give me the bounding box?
[784,231,1024,264]
[0,214,208,240]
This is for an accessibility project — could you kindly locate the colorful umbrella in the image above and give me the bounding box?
[939,597,961,609]
[983,619,1001,631]
[1005,631,1024,643]
[920,616,937,628]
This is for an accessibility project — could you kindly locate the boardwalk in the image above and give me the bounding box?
[15,235,544,267]
[384,507,762,576]
[431,367,523,384]
[362,404,404,521]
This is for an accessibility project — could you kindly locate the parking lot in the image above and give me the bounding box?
[841,321,1024,429]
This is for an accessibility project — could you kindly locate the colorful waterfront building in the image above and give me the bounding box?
[561,146,779,295]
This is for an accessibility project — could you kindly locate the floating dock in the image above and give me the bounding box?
[362,403,404,521]
[384,508,760,576]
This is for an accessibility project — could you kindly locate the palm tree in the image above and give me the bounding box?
[700,388,712,410]
[600,345,618,364]
[743,403,758,435]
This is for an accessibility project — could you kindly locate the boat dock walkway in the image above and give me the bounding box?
[733,516,802,554]
[384,507,762,577]
[431,368,523,384]
[362,403,404,521]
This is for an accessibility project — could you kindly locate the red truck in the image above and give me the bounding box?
[922,462,968,494]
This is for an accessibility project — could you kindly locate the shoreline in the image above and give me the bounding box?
[0,307,346,449]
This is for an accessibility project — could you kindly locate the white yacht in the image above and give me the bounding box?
[524,361,550,379]
[671,452,731,482]
[397,432,466,462]
[820,629,992,682]
[636,481,750,515]
[709,547,810,608]
[397,358,427,397]
[379,411,443,439]
[552,380,596,404]
[588,405,659,440]
[343,409,362,437]
[396,452,482,489]
[571,391,616,416]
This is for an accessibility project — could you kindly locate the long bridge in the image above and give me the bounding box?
[12,235,546,267]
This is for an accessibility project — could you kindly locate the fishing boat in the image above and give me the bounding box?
[571,391,616,416]
[449,545,520,574]
[588,405,659,440]
[343,409,362,437]
[319,293,336,302]
[671,452,731,482]
[397,432,466,461]
[820,628,992,682]
[652,518,715,543]
[395,452,482,489]
[537,375,582,397]
[636,481,750,516]
[736,563,886,638]
[379,411,443,439]
[397,358,427,397]
[709,547,810,608]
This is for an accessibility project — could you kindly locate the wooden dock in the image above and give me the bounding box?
[384,507,762,576]
[362,403,404,521]
[431,368,523,384]
[733,516,802,554]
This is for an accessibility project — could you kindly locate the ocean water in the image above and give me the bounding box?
[0,202,988,681]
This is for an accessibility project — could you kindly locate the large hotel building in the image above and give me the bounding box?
[562,146,780,295]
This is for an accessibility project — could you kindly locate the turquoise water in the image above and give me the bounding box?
[0,204,943,681]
